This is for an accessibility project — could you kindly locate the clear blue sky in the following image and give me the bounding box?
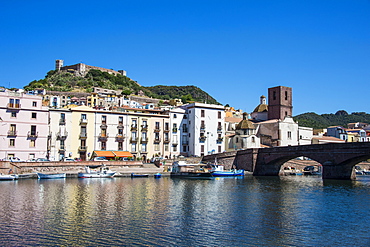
[1,0,369,115]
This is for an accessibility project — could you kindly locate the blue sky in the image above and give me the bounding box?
[1,0,369,115]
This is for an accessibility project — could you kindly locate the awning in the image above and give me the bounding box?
[93,151,115,158]
[113,151,133,157]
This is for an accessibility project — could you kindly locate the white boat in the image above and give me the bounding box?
[78,164,116,178]
[283,166,303,176]
[37,173,66,179]
[0,174,19,180]
[170,161,213,178]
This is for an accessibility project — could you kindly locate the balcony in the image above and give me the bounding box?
[27,131,38,138]
[116,134,125,141]
[7,130,17,136]
[182,127,188,133]
[154,127,161,133]
[163,138,170,143]
[59,146,65,151]
[79,146,87,151]
[154,137,161,143]
[79,132,87,139]
[59,119,66,125]
[164,128,170,133]
[131,124,137,131]
[141,125,148,131]
[217,127,222,132]
[57,131,68,140]
[130,137,138,143]
[100,123,107,129]
[217,137,223,143]
[199,136,206,142]
[7,103,21,109]
[172,128,178,133]
[141,137,148,143]
[80,119,88,125]
[117,122,124,129]
[98,133,108,141]
[200,124,206,133]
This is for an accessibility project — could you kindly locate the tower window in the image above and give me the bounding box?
[273,91,276,100]
[285,91,288,100]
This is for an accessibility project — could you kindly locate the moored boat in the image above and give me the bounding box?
[170,161,213,178]
[131,173,149,178]
[303,165,322,176]
[78,164,116,178]
[0,174,18,180]
[283,166,303,176]
[210,163,244,177]
[37,173,66,179]
[154,173,162,178]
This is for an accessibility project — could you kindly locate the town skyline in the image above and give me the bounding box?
[1,0,369,115]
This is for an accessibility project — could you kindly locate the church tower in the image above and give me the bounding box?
[267,86,292,120]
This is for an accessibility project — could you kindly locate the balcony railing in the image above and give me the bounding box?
[172,128,178,133]
[59,119,66,125]
[7,103,21,109]
[100,123,107,129]
[79,133,87,139]
[27,131,38,138]
[217,127,222,132]
[131,124,137,131]
[7,130,17,136]
[79,146,87,151]
[98,133,108,140]
[141,125,148,131]
[164,128,170,133]
[59,146,65,151]
[130,137,138,143]
[163,138,170,143]
[116,134,125,141]
[200,124,206,132]
[154,137,161,143]
[217,137,223,143]
[117,123,124,129]
[57,131,68,140]
[199,136,206,142]
[141,137,148,143]
[80,119,88,125]
[154,127,161,132]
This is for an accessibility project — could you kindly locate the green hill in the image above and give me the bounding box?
[293,111,370,129]
[23,69,220,104]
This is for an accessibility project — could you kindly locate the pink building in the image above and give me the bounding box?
[0,91,49,161]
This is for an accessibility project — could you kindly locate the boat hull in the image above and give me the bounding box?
[37,173,66,179]
[0,175,18,180]
[78,172,116,178]
[131,173,149,178]
[170,172,213,178]
[211,170,244,177]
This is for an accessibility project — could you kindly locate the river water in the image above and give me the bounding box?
[0,175,370,246]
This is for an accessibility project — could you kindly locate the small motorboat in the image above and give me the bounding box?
[131,173,149,178]
[0,174,18,180]
[210,163,244,177]
[154,173,162,178]
[78,164,116,178]
[37,173,66,179]
[283,166,303,176]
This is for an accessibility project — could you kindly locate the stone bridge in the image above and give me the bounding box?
[202,143,370,180]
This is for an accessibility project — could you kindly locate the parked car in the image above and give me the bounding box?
[26,158,37,162]
[93,157,108,161]
[2,157,26,162]
[36,158,50,162]
[62,158,75,162]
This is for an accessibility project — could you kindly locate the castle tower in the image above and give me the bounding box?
[267,86,292,120]
[55,59,64,71]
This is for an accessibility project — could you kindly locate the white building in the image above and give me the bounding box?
[180,103,225,156]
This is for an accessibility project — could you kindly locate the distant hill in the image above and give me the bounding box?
[293,111,370,129]
[23,69,220,104]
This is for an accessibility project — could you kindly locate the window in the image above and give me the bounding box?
[30,140,36,147]
[118,116,123,124]
[201,145,204,152]
[142,120,147,127]
[273,91,276,100]
[201,110,205,117]
[165,122,169,131]
[285,91,288,100]
[118,142,123,150]
[141,144,147,152]
[285,111,288,116]
[11,112,16,118]
[164,144,169,152]
[155,122,160,129]
[9,139,15,147]
[30,125,37,135]
[218,146,221,153]
[101,142,106,150]
[154,144,160,151]
[218,111,221,119]
[60,140,65,150]
[102,115,107,123]
[183,146,187,152]
[173,145,177,152]
[174,114,177,118]
[9,124,16,135]
[31,112,37,119]
[32,101,37,107]
[131,144,136,152]
[252,137,255,143]
[288,131,292,139]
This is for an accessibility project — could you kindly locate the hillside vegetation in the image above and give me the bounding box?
[293,111,370,129]
[24,70,220,104]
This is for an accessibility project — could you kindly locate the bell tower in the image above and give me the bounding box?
[267,86,292,120]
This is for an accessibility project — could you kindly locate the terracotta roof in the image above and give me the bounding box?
[253,104,268,113]
[236,119,255,130]
[312,136,345,142]
[225,117,243,123]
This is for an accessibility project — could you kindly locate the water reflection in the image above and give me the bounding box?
[0,176,369,246]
